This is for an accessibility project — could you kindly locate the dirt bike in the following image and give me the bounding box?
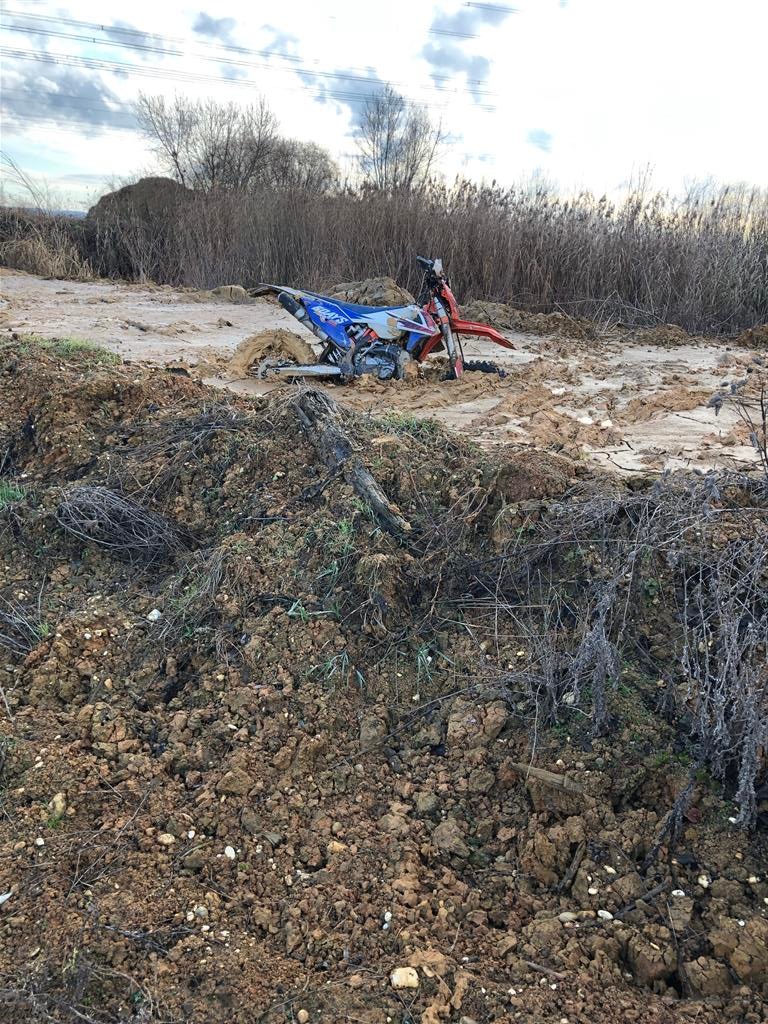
[257,255,514,382]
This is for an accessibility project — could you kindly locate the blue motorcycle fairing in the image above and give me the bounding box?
[303,298,355,348]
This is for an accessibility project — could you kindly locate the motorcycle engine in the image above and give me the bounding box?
[353,343,408,381]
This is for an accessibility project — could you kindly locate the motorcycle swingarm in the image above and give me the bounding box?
[259,363,345,380]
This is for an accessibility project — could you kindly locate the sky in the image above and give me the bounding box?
[1,0,767,209]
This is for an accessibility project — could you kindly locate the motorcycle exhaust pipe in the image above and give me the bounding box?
[279,292,332,346]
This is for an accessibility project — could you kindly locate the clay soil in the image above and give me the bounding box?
[0,285,767,1024]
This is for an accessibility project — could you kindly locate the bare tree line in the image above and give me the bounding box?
[134,86,444,195]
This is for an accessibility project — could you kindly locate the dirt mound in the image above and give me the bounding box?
[327,276,415,307]
[210,284,251,302]
[491,448,575,503]
[735,323,768,349]
[228,329,316,376]
[1,337,767,1023]
[622,385,714,422]
[462,299,598,339]
[632,324,694,347]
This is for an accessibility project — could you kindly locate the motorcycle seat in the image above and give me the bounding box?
[325,299,421,318]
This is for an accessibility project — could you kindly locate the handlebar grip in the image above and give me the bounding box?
[416,255,433,269]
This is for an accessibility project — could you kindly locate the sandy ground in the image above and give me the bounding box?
[1,268,759,474]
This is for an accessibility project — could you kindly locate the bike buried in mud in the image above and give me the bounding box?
[257,255,515,382]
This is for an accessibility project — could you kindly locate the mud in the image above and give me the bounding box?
[228,330,316,378]
[1,270,763,476]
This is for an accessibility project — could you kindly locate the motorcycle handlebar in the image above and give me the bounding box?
[416,255,434,269]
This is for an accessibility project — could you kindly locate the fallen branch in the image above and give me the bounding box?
[557,839,586,893]
[291,389,412,540]
[507,761,584,794]
[519,959,567,980]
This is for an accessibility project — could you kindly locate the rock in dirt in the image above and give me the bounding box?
[47,792,67,819]
[682,956,733,996]
[359,711,389,748]
[215,767,254,796]
[390,966,419,989]
[432,817,470,858]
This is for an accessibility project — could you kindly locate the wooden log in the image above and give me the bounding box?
[506,761,584,794]
[292,389,412,540]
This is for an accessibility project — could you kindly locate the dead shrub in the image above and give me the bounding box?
[55,486,189,564]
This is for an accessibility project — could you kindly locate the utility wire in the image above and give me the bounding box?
[0,48,497,112]
[1,13,497,94]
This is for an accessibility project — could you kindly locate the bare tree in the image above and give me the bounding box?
[135,93,278,192]
[355,86,446,192]
[264,139,340,193]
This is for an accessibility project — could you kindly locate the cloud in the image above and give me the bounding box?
[192,12,237,44]
[262,25,300,58]
[100,19,176,60]
[527,129,553,153]
[297,68,387,128]
[0,62,134,136]
[421,4,516,102]
[220,64,248,81]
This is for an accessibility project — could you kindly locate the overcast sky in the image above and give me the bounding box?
[1,0,766,208]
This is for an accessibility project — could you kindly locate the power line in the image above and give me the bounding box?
[1,11,497,93]
[0,48,497,112]
[1,7,504,54]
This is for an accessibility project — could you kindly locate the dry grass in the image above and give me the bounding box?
[3,176,767,332]
[0,210,93,281]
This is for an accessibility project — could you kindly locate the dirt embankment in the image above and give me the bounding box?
[0,337,766,1023]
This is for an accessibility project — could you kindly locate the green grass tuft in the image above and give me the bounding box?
[0,482,26,507]
[19,334,120,366]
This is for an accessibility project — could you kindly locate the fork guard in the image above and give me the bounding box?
[451,319,515,349]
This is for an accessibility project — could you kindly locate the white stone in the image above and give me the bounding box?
[558,912,578,922]
[34,837,45,847]
[157,833,175,846]
[597,909,614,920]
[390,967,419,989]
[146,609,163,622]
[224,845,236,860]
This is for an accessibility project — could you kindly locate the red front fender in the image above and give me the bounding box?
[451,319,515,349]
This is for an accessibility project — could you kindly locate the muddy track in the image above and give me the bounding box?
[1,269,762,475]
